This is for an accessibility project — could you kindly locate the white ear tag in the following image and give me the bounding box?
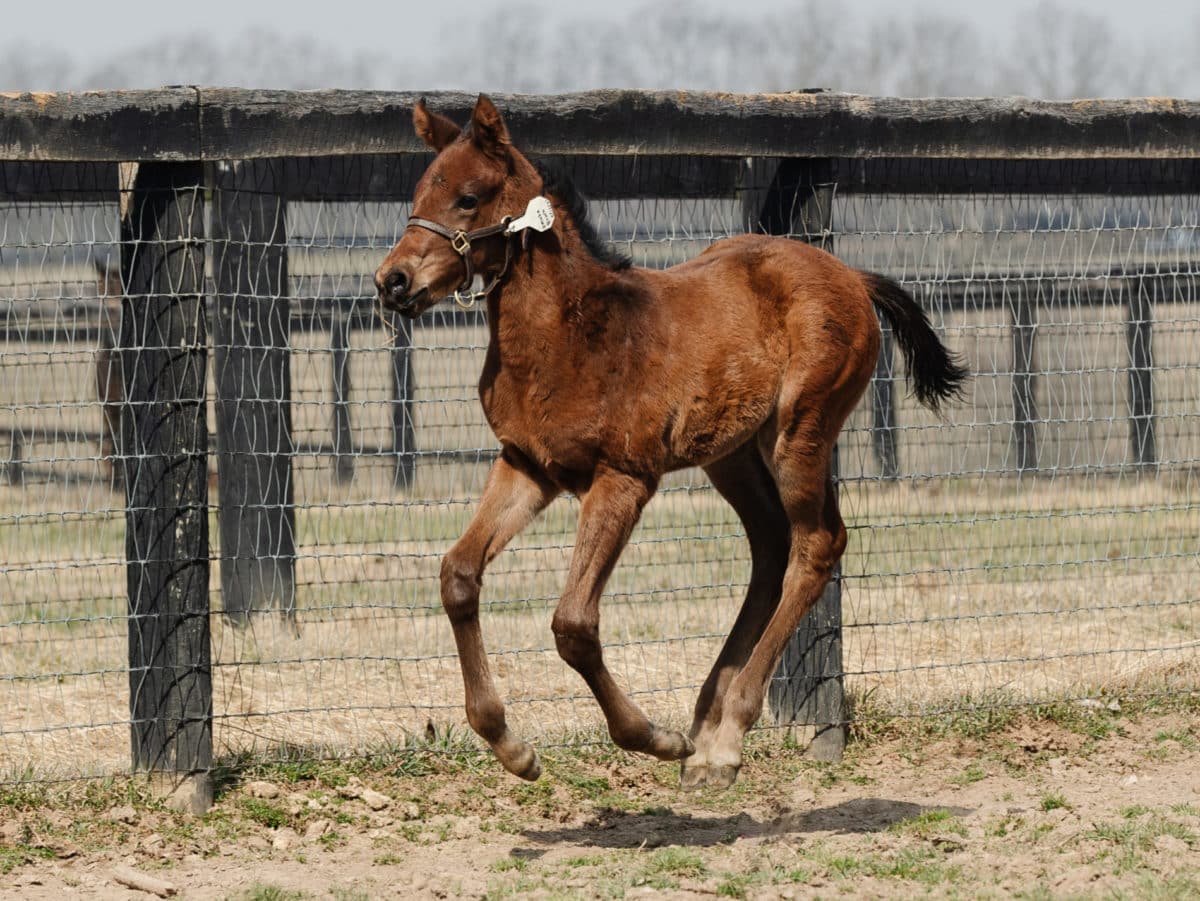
[505,196,555,234]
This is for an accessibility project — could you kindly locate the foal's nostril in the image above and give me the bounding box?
[378,269,410,303]
[386,271,410,303]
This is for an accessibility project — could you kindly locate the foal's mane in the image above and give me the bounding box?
[532,159,631,272]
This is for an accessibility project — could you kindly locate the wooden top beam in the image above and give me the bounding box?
[3,89,1200,162]
[0,89,199,161]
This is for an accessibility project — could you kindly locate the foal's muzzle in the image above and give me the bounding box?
[378,269,409,304]
[374,265,429,318]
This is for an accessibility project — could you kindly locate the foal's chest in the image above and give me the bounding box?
[479,365,602,491]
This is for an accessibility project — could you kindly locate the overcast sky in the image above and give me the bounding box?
[2,0,1196,96]
[3,0,1181,49]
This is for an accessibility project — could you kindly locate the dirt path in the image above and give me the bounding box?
[2,704,1198,899]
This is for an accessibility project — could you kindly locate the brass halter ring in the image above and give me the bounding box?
[405,215,515,309]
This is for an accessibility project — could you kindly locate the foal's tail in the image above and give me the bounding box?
[863,272,969,412]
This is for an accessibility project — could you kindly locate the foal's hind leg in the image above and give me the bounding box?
[442,450,559,780]
[692,459,847,789]
[681,442,790,790]
[551,467,694,762]
[704,375,860,784]
[687,315,871,789]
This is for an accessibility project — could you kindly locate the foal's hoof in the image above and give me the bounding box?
[514,753,542,781]
[679,762,740,791]
[647,730,695,762]
[496,738,542,781]
[508,747,542,782]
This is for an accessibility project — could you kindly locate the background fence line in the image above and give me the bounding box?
[1,91,1198,790]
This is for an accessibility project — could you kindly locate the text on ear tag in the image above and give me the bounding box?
[506,196,555,234]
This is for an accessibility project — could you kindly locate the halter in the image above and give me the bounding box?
[404,196,556,309]
[404,215,516,309]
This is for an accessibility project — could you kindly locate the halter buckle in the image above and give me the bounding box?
[450,231,471,255]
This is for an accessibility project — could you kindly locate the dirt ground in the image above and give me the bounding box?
[1,701,1198,900]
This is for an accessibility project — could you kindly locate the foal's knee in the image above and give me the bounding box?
[464,694,506,743]
[440,552,481,623]
[798,516,847,577]
[551,612,602,673]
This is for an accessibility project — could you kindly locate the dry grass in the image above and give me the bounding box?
[2,467,1197,781]
[2,311,1198,780]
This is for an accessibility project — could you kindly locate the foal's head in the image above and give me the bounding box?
[375,95,543,318]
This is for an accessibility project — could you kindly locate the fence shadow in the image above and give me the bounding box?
[520,798,974,850]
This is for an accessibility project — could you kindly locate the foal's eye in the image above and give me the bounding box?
[457,194,479,211]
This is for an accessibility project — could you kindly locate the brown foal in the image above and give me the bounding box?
[376,96,966,789]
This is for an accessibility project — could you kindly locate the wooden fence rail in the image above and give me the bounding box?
[4,89,1199,799]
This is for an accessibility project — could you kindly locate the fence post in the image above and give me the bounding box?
[212,160,296,624]
[873,323,899,480]
[1128,275,1157,470]
[120,161,212,812]
[1010,282,1039,474]
[5,429,22,487]
[744,158,846,761]
[332,306,355,484]
[390,313,416,490]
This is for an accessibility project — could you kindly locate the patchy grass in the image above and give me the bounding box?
[0,843,55,875]
[1107,872,1200,901]
[0,703,1196,898]
[952,762,988,786]
[240,798,289,830]
[808,844,962,886]
[228,886,310,901]
[888,808,968,840]
[1039,793,1070,812]
[633,847,708,890]
[1086,813,1198,872]
[490,856,527,873]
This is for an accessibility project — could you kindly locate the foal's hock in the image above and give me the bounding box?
[376,95,967,789]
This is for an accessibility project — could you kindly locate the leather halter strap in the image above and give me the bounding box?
[405,215,515,308]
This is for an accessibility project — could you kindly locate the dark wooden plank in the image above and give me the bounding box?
[1127,277,1157,470]
[4,155,1188,204]
[197,90,1200,160]
[275,153,744,201]
[873,324,899,481]
[830,157,1200,195]
[6,269,1195,348]
[7,89,1200,162]
[120,160,212,784]
[212,159,296,624]
[8,155,1192,203]
[0,161,118,201]
[389,314,416,490]
[1010,283,1039,474]
[275,154,429,201]
[4,428,22,487]
[0,89,198,161]
[331,309,355,484]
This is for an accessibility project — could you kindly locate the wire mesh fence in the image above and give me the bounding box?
[1,106,1198,783]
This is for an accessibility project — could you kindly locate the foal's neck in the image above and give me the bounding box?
[492,214,625,329]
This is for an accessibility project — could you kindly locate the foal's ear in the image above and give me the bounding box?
[469,94,511,158]
[413,99,462,151]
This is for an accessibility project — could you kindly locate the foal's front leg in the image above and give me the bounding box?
[442,450,558,780]
[551,468,694,762]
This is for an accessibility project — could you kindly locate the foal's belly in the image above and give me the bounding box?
[480,331,782,487]
[662,394,775,472]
